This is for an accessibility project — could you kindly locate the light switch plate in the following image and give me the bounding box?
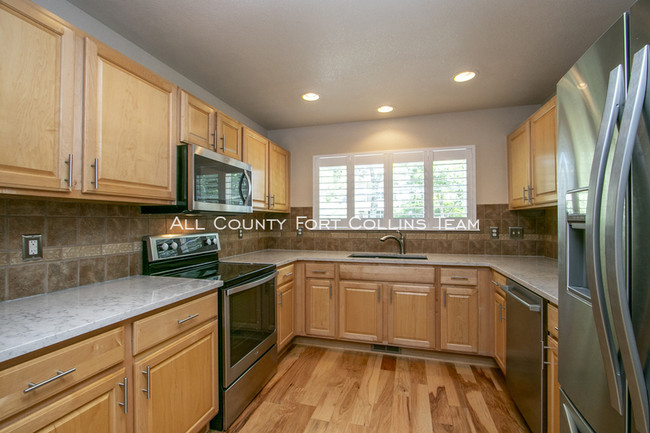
[489,227,499,239]
[509,227,524,239]
[22,234,43,261]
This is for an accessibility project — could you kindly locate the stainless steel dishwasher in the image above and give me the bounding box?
[504,278,544,433]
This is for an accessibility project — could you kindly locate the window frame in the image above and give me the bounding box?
[313,145,477,230]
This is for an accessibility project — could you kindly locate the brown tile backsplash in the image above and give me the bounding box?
[0,197,558,301]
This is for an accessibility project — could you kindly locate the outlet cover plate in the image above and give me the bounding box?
[489,227,499,239]
[22,234,43,261]
[509,227,524,239]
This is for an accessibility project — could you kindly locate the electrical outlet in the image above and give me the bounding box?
[297,227,303,237]
[509,227,524,239]
[238,229,243,239]
[489,227,499,239]
[22,234,43,261]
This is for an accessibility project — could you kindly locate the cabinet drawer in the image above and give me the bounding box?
[547,303,559,339]
[305,262,335,279]
[440,268,478,286]
[133,292,218,355]
[0,327,125,421]
[491,270,507,288]
[277,263,295,286]
[339,264,435,284]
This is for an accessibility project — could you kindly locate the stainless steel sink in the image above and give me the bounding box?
[348,252,428,260]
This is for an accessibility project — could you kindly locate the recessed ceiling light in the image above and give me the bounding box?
[377,105,394,113]
[302,92,320,101]
[453,71,477,82]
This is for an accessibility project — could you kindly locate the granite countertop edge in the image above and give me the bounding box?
[222,249,559,304]
[0,275,222,365]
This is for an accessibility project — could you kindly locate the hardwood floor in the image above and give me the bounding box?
[216,345,529,433]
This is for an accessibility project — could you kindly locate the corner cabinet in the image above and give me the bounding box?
[83,38,176,201]
[507,96,557,209]
[0,0,76,193]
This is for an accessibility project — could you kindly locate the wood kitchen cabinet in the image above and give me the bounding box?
[440,268,479,353]
[134,321,218,433]
[304,263,337,337]
[277,264,296,352]
[547,303,560,433]
[507,96,557,209]
[338,281,382,342]
[243,128,290,212]
[179,90,217,151]
[494,285,507,372]
[83,37,176,202]
[0,0,76,193]
[217,112,243,160]
[386,284,436,349]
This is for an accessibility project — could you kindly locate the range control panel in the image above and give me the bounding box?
[145,233,221,262]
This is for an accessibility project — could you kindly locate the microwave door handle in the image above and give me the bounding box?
[585,64,626,414]
[241,170,252,206]
[605,45,650,433]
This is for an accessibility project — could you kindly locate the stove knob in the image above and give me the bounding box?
[205,238,212,245]
[161,243,169,251]
[212,237,218,245]
[170,241,178,250]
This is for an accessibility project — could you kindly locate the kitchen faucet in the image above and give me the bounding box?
[379,231,405,254]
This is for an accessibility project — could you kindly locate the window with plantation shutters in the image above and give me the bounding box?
[313,146,476,229]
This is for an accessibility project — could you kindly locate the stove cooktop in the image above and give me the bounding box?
[159,261,276,288]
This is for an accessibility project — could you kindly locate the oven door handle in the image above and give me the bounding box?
[224,271,278,296]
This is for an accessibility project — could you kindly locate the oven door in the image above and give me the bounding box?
[222,271,277,388]
[186,144,253,214]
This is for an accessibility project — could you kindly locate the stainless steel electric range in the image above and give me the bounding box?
[143,233,278,431]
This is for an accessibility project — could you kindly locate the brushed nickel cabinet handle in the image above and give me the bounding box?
[390,287,393,303]
[311,270,327,274]
[377,286,381,303]
[284,272,294,277]
[212,129,218,151]
[118,377,128,413]
[443,290,447,307]
[177,313,199,324]
[24,367,76,393]
[221,135,226,152]
[64,154,73,187]
[329,282,332,299]
[451,276,469,280]
[142,366,151,399]
[523,186,528,203]
[279,291,283,307]
[90,158,99,189]
[491,280,500,286]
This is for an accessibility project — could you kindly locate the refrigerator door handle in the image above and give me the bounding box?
[585,63,626,414]
[606,45,650,433]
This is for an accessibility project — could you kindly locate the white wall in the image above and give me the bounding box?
[269,105,539,206]
[34,0,267,135]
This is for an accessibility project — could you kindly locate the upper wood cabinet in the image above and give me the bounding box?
[0,0,76,192]
[217,112,243,160]
[507,96,557,209]
[243,128,291,212]
[83,37,176,202]
[179,90,217,150]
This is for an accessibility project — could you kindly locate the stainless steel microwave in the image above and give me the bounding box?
[142,144,252,214]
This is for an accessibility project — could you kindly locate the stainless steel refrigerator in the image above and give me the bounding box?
[558,0,650,432]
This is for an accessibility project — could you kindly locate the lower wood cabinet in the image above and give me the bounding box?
[494,288,507,372]
[134,321,218,433]
[1,369,128,433]
[277,280,295,352]
[305,278,336,337]
[547,303,560,433]
[338,281,382,342]
[440,286,478,353]
[387,284,435,349]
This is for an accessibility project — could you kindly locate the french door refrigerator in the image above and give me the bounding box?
[557,0,650,432]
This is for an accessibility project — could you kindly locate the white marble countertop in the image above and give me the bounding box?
[0,275,221,364]
[223,250,558,304]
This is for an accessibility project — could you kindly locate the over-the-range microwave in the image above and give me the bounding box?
[142,144,253,214]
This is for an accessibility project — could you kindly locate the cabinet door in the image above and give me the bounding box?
[547,336,560,433]
[507,121,531,209]
[268,142,290,212]
[277,282,295,352]
[83,37,175,202]
[387,284,435,349]
[531,96,557,206]
[305,278,336,337]
[440,286,478,353]
[494,293,506,372]
[338,281,382,342]
[4,370,128,433]
[179,90,216,150]
[134,321,218,433]
[243,128,269,210]
[217,112,242,160]
[0,0,75,192]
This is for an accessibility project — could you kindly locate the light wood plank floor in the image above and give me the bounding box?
[217,345,530,433]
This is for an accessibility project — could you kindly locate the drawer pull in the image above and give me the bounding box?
[118,377,128,413]
[329,282,332,299]
[451,276,469,280]
[279,291,283,307]
[177,313,199,324]
[491,280,500,286]
[284,272,294,277]
[142,366,151,399]
[24,367,76,393]
[554,326,559,331]
[311,270,327,274]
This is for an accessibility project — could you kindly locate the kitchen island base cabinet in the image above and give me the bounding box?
[134,321,218,433]
[338,281,382,343]
[0,369,128,433]
[440,286,478,353]
[387,284,435,349]
[305,278,336,338]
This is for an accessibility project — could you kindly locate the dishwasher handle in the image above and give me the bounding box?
[502,285,541,312]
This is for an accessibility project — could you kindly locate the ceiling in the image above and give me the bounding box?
[67,0,634,130]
